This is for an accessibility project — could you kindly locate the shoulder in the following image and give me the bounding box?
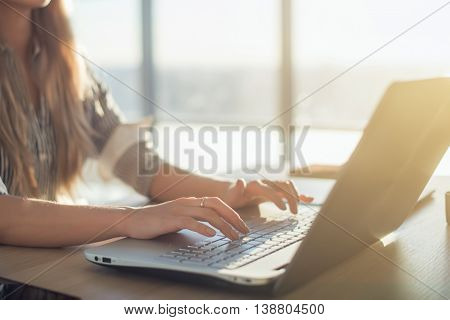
[81,65,125,122]
[80,65,125,152]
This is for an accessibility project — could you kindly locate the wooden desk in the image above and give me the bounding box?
[1,176,449,299]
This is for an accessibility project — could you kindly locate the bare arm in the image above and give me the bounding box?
[0,194,248,248]
[148,163,231,202]
[148,163,313,214]
[0,195,128,247]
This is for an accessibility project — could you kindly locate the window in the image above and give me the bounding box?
[292,0,450,129]
[67,0,450,196]
[70,0,144,121]
[71,0,450,128]
[152,0,280,124]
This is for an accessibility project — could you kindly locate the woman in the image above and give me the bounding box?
[0,0,313,299]
[0,1,311,250]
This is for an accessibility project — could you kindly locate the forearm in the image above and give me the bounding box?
[149,163,232,202]
[0,195,130,247]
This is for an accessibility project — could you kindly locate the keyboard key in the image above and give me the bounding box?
[227,244,254,256]
[225,241,243,250]
[159,210,318,268]
[186,244,204,250]
[179,259,205,267]
[201,239,229,251]
[242,247,265,256]
[160,253,179,260]
[177,252,197,258]
[186,256,203,262]
[275,234,294,240]
[254,243,272,249]
[260,239,280,246]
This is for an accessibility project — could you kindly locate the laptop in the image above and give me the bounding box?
[84,78,450,295]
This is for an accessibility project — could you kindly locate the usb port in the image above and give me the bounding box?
[102,257,111,264]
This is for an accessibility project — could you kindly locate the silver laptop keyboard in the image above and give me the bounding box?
[160,207,318,270]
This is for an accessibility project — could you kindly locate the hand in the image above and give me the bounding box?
[118,197,249,241]
[221,179,313,214]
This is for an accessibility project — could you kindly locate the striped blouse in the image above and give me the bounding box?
[0,38,163,299]
[0,41,161,201]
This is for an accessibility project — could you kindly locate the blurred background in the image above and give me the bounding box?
[67,0,450,202]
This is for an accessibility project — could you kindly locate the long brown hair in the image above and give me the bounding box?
[0,0,93,197]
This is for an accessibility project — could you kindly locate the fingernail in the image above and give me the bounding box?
[299,195,314,202]
[207,229,216,236]
[240,221,250,233]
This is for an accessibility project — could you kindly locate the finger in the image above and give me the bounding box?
[285,180,300,214]
[263,180,298,214]
[176,217,216,237]
[299,194,314,203]
[194,197,249,234]
[248,181,287,211]
[184,207,240,240]
[210,197,250,234]
[287,180,300,199]
[233,178,246,195]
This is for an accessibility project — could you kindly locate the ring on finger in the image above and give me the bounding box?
[200,197,207,208]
